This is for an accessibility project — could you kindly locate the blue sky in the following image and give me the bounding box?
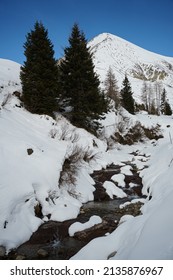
[0,0,173,64]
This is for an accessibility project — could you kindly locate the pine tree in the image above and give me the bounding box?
[20,21,59,117]
[59,23,108,133]
[160,88,172,115]
[160,88,166,114]
[165,101,172,115]
[120,76,135,114]
[104,67,120,108]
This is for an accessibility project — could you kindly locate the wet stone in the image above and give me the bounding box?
[37,248,49,258]
[0,246,6,257]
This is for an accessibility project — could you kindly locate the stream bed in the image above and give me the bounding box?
[1,161,147,260]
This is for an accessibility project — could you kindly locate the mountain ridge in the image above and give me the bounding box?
[88,32,173,105]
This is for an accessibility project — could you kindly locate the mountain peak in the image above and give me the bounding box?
[88,32,173,105]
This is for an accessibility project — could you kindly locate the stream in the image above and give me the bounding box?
[2,160,147,260]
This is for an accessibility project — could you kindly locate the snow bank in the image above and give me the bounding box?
[103,181,127,199]
[69,215,102,237]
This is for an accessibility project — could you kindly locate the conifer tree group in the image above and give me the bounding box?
[21,22,108,134]
[20,20,172,134]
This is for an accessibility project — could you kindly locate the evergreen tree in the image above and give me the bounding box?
[59,23,108,133]
[165,101,172,115]
[160,88,172,115]
[20,21,59,117]
[160,88,166,114]
[104,67,120,108]
[120,76,135,114]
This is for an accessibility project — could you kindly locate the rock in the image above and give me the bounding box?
[34,203,43,218]
[131,185,142,196]
[28,221,59,244]
[0,246,6,257]
[107,250,117,259]
[16,254,25,260]
[93,182,110,201]
[13,91,21,99]
[37,248,48,258]
[74,219,118,242]
[27,148,33,155]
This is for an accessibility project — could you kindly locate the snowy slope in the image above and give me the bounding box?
[0,58,21,83]
[88,33,173,105]
[0,59,103,250]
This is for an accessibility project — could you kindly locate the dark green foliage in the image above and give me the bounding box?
[59,23,108,134]
[20,21,59,117]
[121,76,135,114]
[160,88,172,115]
[164,101,172,115]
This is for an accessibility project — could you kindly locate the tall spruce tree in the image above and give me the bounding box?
[161,88,172,115]
[121,76,135,114]
[59,23,108,133]
[20,21,59,117]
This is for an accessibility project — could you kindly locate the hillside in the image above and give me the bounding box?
[0,37,173,260]
[88,33,173,105]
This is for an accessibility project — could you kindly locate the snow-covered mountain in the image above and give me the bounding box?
[88,33,173,105]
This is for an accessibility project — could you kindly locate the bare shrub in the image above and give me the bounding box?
[59,145,98,187]
[59,145,84,187]
[59,123,71,140]
[59,124,80,142]
[69,129,80,143]
[117,113,131,134]
[83,147,99,163]
[1,93,11,107]
[106,121,162,147]
[49,128,58,139]
[142,124,163,140]
[106,136,117,150]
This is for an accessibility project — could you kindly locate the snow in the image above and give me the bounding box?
[120,165,133,175]
[111,173,126,187]
[103,181,127,198]
[1,37,173,260]
[68,215,102,237]
[88,33,173,107]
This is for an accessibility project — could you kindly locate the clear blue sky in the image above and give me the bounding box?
[0,0,173,64]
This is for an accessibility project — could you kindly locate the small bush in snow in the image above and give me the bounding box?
[59,124,80,143]
[59,145,84,186]
[49,128,58,139]
[59,145,96,186]
[1,93,11,107]
[107,122,163,147]
[141,124,163,140]
[83,147,99,163]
